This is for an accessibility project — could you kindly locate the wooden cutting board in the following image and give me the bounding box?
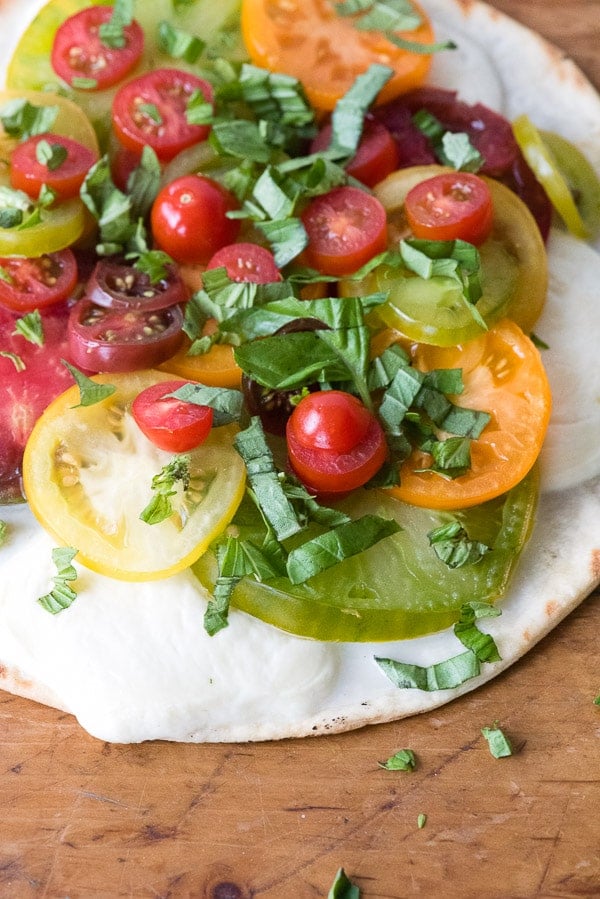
[1,3,599,897]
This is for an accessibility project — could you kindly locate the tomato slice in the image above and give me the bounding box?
[342,165,547,345]
[310,118,399,188]
[132,379,214,452]
[539,130,600,240]
[287,392,388,494]
[68,299,184,372]
[193,469,538,641]
[86,259,190,311]
[9,133,98,201]
[385,320,552,509]
[159,335,243,390]
[206,243,281,283]
[0,89,100,159]
[0,301,74,503]
[112,69,214,162]
[0,249,78,313]
[23,370,246,581]
[404,172,494,245]
[151,175,241,264]
[241,0,435,110]
[0,197,86,258]
[301,186,388,276]
[51,5,144,90]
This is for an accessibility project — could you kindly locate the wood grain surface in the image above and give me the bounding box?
[1,3,600,897]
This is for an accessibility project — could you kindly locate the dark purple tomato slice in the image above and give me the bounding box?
[0,302,74,503]
[86,259,190,311]
[0,249,78,313]
[67,298,184,372]
[51,5,144,90]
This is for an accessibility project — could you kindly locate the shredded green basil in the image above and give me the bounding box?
[37,547,79,614]
[0,351,25,372]
[13,310,44,347]
[379,748,416,771]
[328,867,360,899]
[428,521,491,568]
[481,723,513,758]
[0,99,58,140]
[62,360,116,407]
[140,456,191,525]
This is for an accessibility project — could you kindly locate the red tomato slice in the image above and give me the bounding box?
[112,69,213,162]
[0,249,78,313]
[68,299,184,372]
[404,172,494,245]
[86,259,189,311]
[310,118,399,188]
[301,186,388,276]
[0,301,74,503]
[151,175,240,265]
[132,379,214,452]
[286,391,388,493]
[51,5,144,90]
[206,243,281,283]
[10,133,98,201]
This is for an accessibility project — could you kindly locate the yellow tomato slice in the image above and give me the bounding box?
[347,166,548,343]
[384,320,552,509]
[23,370,246,581]
[241,0,435,110]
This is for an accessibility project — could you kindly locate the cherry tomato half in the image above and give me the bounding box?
[68,298,184,372]
[241,0,434,110]
[404,172,494,245]
[112,68,213,162]
[10,132,98,201]
[310,118,399,188]
[286,390,388,494]
[51,5,144,90]
[132,379,214,452]
[0,248,78,313]
[301,186,388,276]
[151,175,241,265]
[86,258,189,311]
[206,243,281,283]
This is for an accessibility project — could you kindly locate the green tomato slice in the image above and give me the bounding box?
[539,130,600,241]
[0,197,86,256]
[193,468,538,642]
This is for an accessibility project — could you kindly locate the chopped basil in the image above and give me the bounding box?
[0,350,25,372]
[140,455,191,525]
[133,249,173,284]
[81,155,146,255]
[35,139,68,171]
[0,520,6,545]
[415,435,472,479]
[328,64,393,158]
[61,360,116,407]
[37,547,79,614]
[400,238,485,322]
[286,514,400,584]
[0,185,34,229]
[530,332,549,350]
[125,146,162,219]
[594,695,600,706]
[98,0,134,49]
[158,20,205,63]
[377,602,502,690]
[379,748,416,771]
[335,0,454,54]
[138,103,163,125]
[428,520,491,568]
[166,383,244,426]
[481,723,513,758]
[0,99,58,139]
[328,867,360,899]
[13,309,44,347]
[417,813,427,829]
[72,77,98,90]
[204,536,249,635]
[412,110,483,172]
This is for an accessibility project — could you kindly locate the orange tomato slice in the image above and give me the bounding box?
[160,334,242,389]
[385,320,552,509]
[241,0,435,110]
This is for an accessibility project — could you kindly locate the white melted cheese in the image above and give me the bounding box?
[0,505,340,742]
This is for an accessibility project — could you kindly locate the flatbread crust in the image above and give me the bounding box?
[0,0,599,743]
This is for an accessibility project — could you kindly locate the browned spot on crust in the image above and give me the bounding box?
[591,549,600,580]
[0,665,6,679]
[546,600,559,618]
[522,629,531,642]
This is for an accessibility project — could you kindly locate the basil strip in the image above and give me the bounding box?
[378,748,416,771]
[328,64,393,157]
[166,383,243,426]
[204,537,251,636]
[139,456,191,525]
[376,650,481,691]
[286,515,400,584]
[234,417,303,541]
[0,351,25,372]
[428,521,491,569]
[0,99,58,140]
[453,601,501,661]
[62,360,116,407]
[481,724,513,758]
[158,20,205,63]
[14,310,44,347]
[37,547,79,614]
[234,331,350,390]
[328,868,361,899]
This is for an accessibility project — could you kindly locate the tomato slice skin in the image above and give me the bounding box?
[404,172,494,245]
[287,394,388,494]
[132,379,214,452]
[10,132,98,201]
[241,0,435,111]
[51,5,144,90]
[385,320,552,509]
[86,259,190,311]
[0,197,86,258]
[151,175,241,265]
[206,243,281,283]
[301,186,388,276]
[310,118,399,188]
[0,249,78,313]
[68,299,184,372]
[112,69,214,162]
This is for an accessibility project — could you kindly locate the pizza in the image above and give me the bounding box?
[0,0,599,744]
